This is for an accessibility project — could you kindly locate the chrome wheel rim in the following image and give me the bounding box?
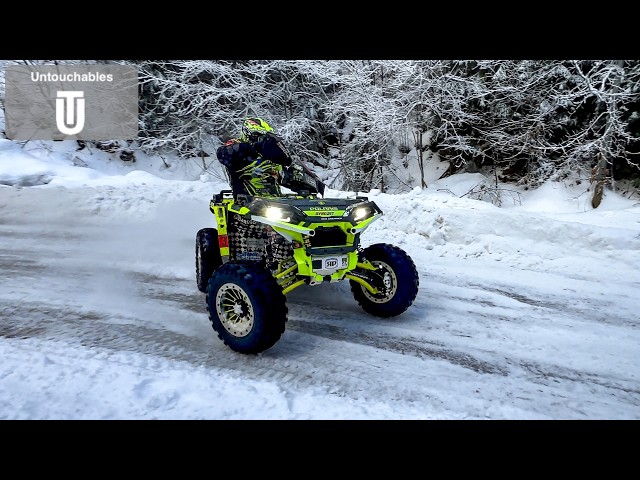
[215,283,254,337]
[362,261,397,303]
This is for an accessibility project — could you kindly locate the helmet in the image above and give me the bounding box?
[241,117,273,142]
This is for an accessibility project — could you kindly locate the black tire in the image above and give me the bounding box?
[196,228,223,293]
[350,243,419,318]
[206,261,288,354]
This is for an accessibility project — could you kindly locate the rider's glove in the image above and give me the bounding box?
[289,163,304,182]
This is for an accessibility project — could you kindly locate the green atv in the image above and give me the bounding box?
[195,165,419,354]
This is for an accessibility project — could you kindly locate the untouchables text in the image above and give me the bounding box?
[30,71,114,82]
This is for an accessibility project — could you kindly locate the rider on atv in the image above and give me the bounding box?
[216,117,320,198]
[198,117,418,354]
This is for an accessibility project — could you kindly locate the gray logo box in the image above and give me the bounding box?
[4,64,138,141]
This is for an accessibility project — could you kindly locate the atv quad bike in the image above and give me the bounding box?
[195,161,419,354]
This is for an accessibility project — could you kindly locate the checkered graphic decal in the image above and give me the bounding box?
[228,213,293,266]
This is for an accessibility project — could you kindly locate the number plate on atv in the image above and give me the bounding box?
[312,254,349,275]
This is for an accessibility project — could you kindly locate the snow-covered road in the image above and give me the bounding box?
[1,178,639,420]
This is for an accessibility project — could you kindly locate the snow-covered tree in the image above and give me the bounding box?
[5,59,638,198]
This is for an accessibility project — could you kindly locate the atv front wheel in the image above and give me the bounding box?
[206,261,288,354]
[196,228,222,293]
[350,243,419,318]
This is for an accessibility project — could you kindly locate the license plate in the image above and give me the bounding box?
[311,254,349,275]
[321,255,348,270]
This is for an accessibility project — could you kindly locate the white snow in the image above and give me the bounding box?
[1,139,639,420]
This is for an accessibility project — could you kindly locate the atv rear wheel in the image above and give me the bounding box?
[206,261,288,354]
[350,243,419,318]
[196,228,222,293]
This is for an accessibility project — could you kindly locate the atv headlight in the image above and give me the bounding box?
[265,205,290,223]
[260,203,305,225]
[353,206,371,222]
[246,198,309,233]
[344,201,380,223]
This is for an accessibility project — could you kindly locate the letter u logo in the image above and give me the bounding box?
[56,91,85,135]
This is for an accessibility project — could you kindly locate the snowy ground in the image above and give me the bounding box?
[1,139,639,420]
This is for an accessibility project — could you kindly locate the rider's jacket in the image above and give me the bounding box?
[216,133,293,197]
